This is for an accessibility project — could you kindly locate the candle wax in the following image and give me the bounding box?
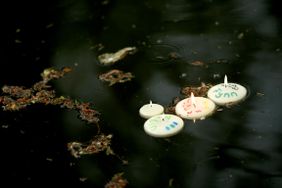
[144,114,184,138]
[175,97,216,120]
[207,77,247,105]
[139,102,164,119]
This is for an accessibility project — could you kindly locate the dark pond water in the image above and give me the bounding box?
[3,0,282,187]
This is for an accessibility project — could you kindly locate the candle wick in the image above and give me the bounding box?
[149,100,152,107]
[191,92,196,108]
[224,75,228,88]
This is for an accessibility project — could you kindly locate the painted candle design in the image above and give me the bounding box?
[207,75,247,105]
[144,114,184,138]
[175,93,216,121]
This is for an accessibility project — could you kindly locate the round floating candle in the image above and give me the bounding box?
[207,75,247,105]
[144,114,184,138]
[139,101,164,119]
[175,93,216,120]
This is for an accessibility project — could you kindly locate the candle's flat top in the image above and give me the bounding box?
[207,83,247,105]
[144,114,184,137]
[139,103,164,119]
[175,97,216,120]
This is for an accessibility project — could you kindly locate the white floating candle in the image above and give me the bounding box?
[175,93,216,120]
[144,114,184,138]
[139,101,164,119]
[207,75,247,105]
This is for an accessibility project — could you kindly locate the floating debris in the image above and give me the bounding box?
[217,108,224,112]
[105,172,128,188]
[256,92,265,97]
[213,74,221,78]
[67,134,113,158]
[79,177,88,182]
[15,39,22,44]
[76,102,100,124]
[164,97,181,114]
[46,23,54,29]
[181,82,213,97]
[190,60,205,66]
[90,43,105,51]
[2,85,32,99]
[41,67,72,83]
[1,124,9,129]
[179,73,187,78]
[168,52,180,60]
[99,69,134,86]
[0,96,29,111]
[0,67,124,166]
[101,0,110,5]
[168,178,174,187]
[0,67,100,125]
[214,59,228,64]
[46,158,53,162]
[98,47,137,65]
[237,32,244,39]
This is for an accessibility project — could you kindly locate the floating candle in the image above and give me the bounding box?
[175,93,216,120]
[207,75,247,105]
[139,101,164,119]
[144,114,184,137]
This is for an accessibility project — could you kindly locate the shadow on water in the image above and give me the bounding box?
[3,0,282,187]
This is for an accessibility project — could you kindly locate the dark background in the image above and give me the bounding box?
[2,0,282,187]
